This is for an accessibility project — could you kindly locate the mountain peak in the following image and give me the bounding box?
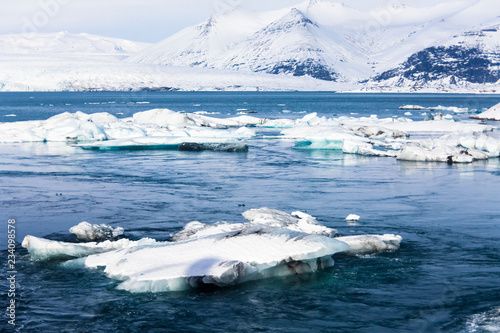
[275,8,317,29]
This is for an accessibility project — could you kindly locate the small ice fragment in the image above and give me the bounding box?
[346,214,360,221]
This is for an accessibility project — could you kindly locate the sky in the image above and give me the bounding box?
[1,0,461,43]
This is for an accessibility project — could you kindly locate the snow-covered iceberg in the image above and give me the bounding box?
[22,208,403,293]
[78,227,349,292]
[472,102,500,121]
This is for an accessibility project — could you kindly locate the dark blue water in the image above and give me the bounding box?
[1,92,499,332]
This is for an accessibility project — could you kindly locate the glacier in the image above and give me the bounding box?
[22,208,402,293]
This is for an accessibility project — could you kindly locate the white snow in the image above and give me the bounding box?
[22,208,403,293]
[69,222,124,242]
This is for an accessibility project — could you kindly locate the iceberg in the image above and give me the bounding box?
[346,214,360,221]
[172,208,338,241]
[472,102,500,121]
[81,227,349,292]
[131,108,193,126]
[22,209,403,293]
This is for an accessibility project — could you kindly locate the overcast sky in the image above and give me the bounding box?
[2,0,459,43]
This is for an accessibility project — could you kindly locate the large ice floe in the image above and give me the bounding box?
[22,208,402,293]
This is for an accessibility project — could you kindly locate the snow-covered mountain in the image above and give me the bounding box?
[130,0,500,89]
[0,32,150,60]
[369,24,500,88]
[0,1,499,92]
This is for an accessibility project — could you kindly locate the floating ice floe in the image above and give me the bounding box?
[472,102,500,121]
[22,208,402,293]
[69,221,124,242]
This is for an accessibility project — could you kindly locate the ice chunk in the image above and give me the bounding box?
[397,143,475,163]
[429,106,468,114]
[472,102,500,121]
[336,234,402,256]
[82,227,349,293]
[227,115,270,126]
[346,214,360,221]
[399,105,427,110]
[242,208,338,237]
[21,235,156,261]
[132,108,193,126]
[69,222,124,242]
[173,208,338,241]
